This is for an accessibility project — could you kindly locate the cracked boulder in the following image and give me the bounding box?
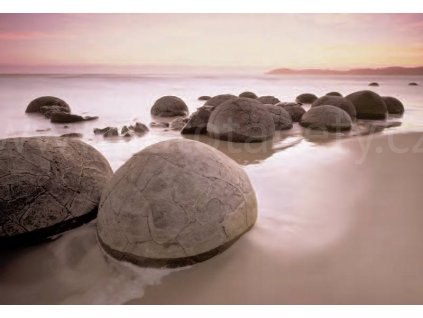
[207,97,275,143]
[181,106,212,135]
[0,137,113,246]
[150,96,189,117]
[26,96,71,114]
[97,139,258,267]
[381,96,404,115]
[257,95,280,105]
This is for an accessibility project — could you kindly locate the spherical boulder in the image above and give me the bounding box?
[239,91,257,99]
[296,93,318,104]
[207,97,275,143]
[150,96,189,117]
[205,94,237,108]
[300,105,352,131]
[381,96,404,115]
[277,104,306,122]
[257,95,280,105]
[264,104,293,130]
[0,137,113,246]
[326,92,343,97]
[26,96,70,114]
[345,90,387,119]
[97,139,258,267]
[312,95,356,118]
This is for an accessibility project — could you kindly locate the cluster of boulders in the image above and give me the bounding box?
[94,122,149,138]
[25,96,98,123]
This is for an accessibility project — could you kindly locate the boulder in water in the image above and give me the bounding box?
[300,105,352,131]
[382,96,404,115]
[25,96,70,114]
[296,93,318,104]
[151,96,189,117]
[264,104,293,130]
[312,95,356,118]
[345,90,387,120]
[205,94,237,108]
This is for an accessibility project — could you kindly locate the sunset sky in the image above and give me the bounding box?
[0,14,422,73]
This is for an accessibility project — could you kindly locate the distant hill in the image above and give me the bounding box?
[267,66,423,76]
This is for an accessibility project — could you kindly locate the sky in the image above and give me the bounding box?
[0,14,422,73]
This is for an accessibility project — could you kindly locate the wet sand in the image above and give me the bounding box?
[133,132,423,304]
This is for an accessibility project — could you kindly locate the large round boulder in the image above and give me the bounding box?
[207,97,275,142]
[300,105,352,131]
[0,137,113,246]
[150,96,189,117]
[97,139,258,267]
[277,104,306,122]
[312,95,356,118]
[26,96,70,114]
[239,91,257,99]
[345,90,387,119]
[296,93,318,104]
[205,94,237,108]
[264,104,293,130]
[381,96,404,115]
[257,95,280,105]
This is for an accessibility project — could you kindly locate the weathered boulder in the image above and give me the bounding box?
[150,122,169,128]
[382,96,404,115]
[25,96,70,114]
[97,139,257,267]
[60,133,83,138]
[121,126,130,134]
[133,122,149,134]
[0,137,113,246]
[345,90,387,119]
[264,104,293,130]
[300,105,352,131]
[205,94,237,108]
[257,95,280,105]
[296,93,318,104]
[103,128,119,137]
[409,82,418,86]
[239,91,258,99]
[198,96,211,101]
[312,95,356,118]
[326,92,343,97]
[169,117,189,131]
[40,105,71,118]
[50,112,98,124]
[181,106,212,135]
[207,97,275,143]
[369,82,379,87]
[277,104,306,122]
[94,127,113,135]
[151,96,189,117]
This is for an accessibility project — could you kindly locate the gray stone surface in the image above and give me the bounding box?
[207,97,275,143]
[257,95,280,105]
[277,104,306,122]
[133,122,149,134]
[50,113,98,123]
[205,94,237,108]
[169,117,189,131]
[198,96,211,101]
[97,139,257,267]
[104,128,119,137]
[300,105,352,131]
[296,93,318,104]
[312,95,356,118]
[0,137,113,245]
[181,106,212,135]
[382,96,405,115]
[239,91,257,99]
[345,90,387,119]
[25,96,70,114]
[264,104,293,130]
[150,96,189,117]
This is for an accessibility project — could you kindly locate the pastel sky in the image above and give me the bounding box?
[0,14,422,72]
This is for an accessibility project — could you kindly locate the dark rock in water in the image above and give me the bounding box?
[257,95,280,105]
[382,96,405,115]
[25,96,70,113]
[296,93,318,104]
[181,106,212,135]
[40,105,71,118]
[326,92,343,97]
[0,136,113,247]
[239,91,258,99]
[35,128,51,132]
[278,104,306,122]
[312,95,356,118]
[96,139,257,267]
[151,96,189,117]
[150,122,169,128]
[345,90,387,120]
[205,94,237,108]
[50,112,98,123]
[60,133,83,138]
[122,131,134,138]
[133,122,149,134]
[121,125,130,134]
[263,104,293,130]
[198,96,211,101]
[207,97,275,143]
[94,127,113,135]
[103,127,119,137]
[169,117,189,131]
[300,105,352,131]
[409,82,418,86]
[369,82,379,87]
[64,125,69,129]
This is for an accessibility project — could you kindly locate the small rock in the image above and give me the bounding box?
[198,96,211,101]
[300,105,352,131]
[239,91,258,99]
[296,93,318,104]
[409,82,418,86]
[61,133,83,138]
[151,96,189,117]
[35,128,51,132]
[170,117,189,131]
[257,95,280,105]
[369,82,379,87]
[150,122,169,128]
[121,126,130,134]
[382,96,404,115]
[103,128,119,137]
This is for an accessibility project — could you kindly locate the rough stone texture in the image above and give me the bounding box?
[312,95,356,118]
[133,122,149,134]
[300,105,352,131]
[239,91,257,99]
[345,90,388,120]
[198,96,211,101]
[150,96,189,117]
[382,96,405,115]
[326,92,343,97]
[277,104,306,122]
[369,82,379,87]
[25,96,70,114]
[121,126,130,134]
[0,137,113,246]
[104,128,119,137]
[205,94,237,108]
[263,104,293,130]
[409,82,418,86]
[181,106,212,135]
[60,133,83,138]
[50,113,98,124]
[296,93,318,104]
[94,127,113,135]
[97,139,258,267]
[257,96,280,105]
[169,117,189,131]
[150,122,169,128]
[40,105,71,118]
[207,97,275,143]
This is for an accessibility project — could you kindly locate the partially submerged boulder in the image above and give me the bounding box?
[296,93,318,104]
[169,117,189,131]
[181,106,212,135]
[312,95,356,118]
[326,92,343,97]
[369,82,379,87]
[50,113,98,124]
[300,105,352,131]
[409,82,418,86]
[382,96,404,115]
[198,96,211,101]
[150,122,169,128]
[0,137,113,246]
[264,104,293,130]
[60,133,83,138]
[133,122,149,134]
[25,96,70,113]
[207,97,275,143]
[257,95,280,105]
[151,96,189,117]
[345,90,387,120]
[205,94,237,108]
[97,139,258,267]
[239,91,257,99]
[277,103,306,122]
